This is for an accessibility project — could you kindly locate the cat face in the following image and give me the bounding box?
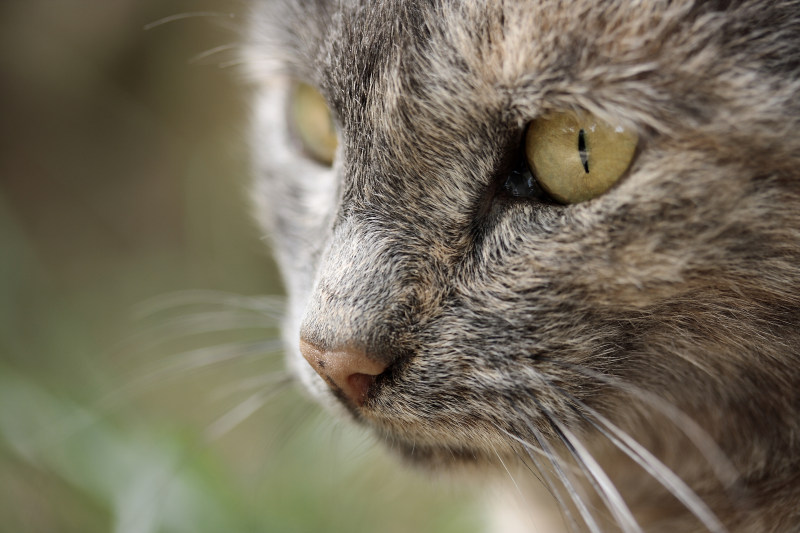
[246,0,800,482]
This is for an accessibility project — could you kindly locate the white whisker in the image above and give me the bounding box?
[568,395,728,533]
[210,371,293,401]
[501,422,602,533]
[217,58,252,70]
[151,340,283,376]
[204,385,288,442]
[549,360,739,488]
[189,43,241,64]
[92,340,285,422]
[132,290,284,321]
[528,421,601,533]
[143,11,236,31]
[120,313,279,355]
[507,431,583,533]
[539,371,729,533]
[204,392,267,441]
[489,442,528,512]
[550,416,642,533]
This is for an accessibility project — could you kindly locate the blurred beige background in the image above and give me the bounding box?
[0,1,478,532]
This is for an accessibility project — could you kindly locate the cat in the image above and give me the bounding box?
[242,0,800,531]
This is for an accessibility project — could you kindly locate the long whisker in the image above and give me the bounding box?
[547,359,739,488]
[505,437,556,499]
[505,421,602,533]
[204,379,293,441]
[547,413,643,533]
[89,339,285,432]
[553,388,729,533]
[510,432,582,533]
[143,11,236,31]
[157,339,284,372]
[490,442,525,500]
[210,371,292,401]
[189,43,241,64]
[132,290,284,320]
[590,410,727,533]
[528,421,601,533]
[122,311,279,350]
[217,59,246,69]
[488,441,555,532]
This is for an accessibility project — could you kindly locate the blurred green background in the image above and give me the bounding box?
[0,1,480,532]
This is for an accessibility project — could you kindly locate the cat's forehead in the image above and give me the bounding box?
[248,0,797,209]
[251,0,744,131]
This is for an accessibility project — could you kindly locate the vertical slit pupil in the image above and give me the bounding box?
[578,129,589,173]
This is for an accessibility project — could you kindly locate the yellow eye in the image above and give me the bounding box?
[290,82,338,166]
[524,111,638,204]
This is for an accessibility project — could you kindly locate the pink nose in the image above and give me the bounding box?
[299,339,388,406]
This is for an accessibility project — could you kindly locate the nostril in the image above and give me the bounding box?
[346,373,379,406]
[299,338,388,407]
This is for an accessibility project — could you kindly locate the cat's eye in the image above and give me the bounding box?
[524,111,638,204]
[289,82,338,166]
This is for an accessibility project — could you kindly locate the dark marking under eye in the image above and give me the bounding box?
[578,129,589,173]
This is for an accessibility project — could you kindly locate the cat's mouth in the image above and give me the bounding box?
[298,338,536,464]
[363,410,522,468]
[378,433,497,467]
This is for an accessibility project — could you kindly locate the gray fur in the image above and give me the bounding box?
[244,0,800,531]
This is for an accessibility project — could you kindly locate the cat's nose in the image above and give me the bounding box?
[299,339,388,406]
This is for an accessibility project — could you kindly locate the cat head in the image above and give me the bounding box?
[245,0,800,469]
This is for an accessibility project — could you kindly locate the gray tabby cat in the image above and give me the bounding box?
[243,0,800,531]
